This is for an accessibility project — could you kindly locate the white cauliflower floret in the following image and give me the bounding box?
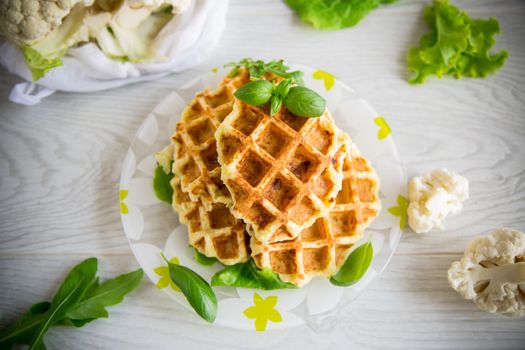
[407,168,468,234]
[0,0,94,44]
[447,228,525,317]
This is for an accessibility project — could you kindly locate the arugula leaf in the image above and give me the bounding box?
[408,0,507,84]
[330,241,373,287]
[66,269,143,322]
[0,302,50,348]
[193,248,218,266]
[211,260,298,290]
[285,0,398,30]
[22,47,63,81]
[162,254,217,323]
[234,80,274,106]
[29,258,98,349]
[153,164,174,204]
[283,86,326,117]
[0,259,143,350]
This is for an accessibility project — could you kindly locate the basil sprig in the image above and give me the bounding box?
[234,79,326,117]
[0,258,143,349]
[330,241,373,287]
[225,58,304,86]
[162,254,218,323]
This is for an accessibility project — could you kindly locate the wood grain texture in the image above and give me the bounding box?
[0,0,524,349]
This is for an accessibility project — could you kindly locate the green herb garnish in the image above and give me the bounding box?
[225,58,304,85]
[193,248,218,266]
[211,260,298,290]
[153,163,174,204]
[285,0,399,30]
[408,0,508,84]
[233,79,274,107]
[234,78,326,117]
[0,258,143,349]
[161,254,217,323]
[330,241,373,287]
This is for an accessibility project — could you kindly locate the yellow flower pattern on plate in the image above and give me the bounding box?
[154,256,181,292]
[243,293,282,331]
[374,116,391,140]
[312,70,335,91]
[388,195,408,229]
[119,190,129,214]
[211,67,219,73]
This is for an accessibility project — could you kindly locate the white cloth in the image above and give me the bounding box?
[0,0,228,105]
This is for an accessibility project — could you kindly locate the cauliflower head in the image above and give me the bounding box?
[407,168,468,234]
[0,0,191,80]
[0,0,93,45]
[447,228,525,317]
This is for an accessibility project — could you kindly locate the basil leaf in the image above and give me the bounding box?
[66,269,143,321]
[0,302,50,348]
[163,255,217,323]
[153,164,174,204]
[330,241,373,287]
[211,260,298,290]
[275,78,292,97]
[284,86,326,118]
[29,258,98,349]
[193,248,218,266]
[234,80,274,106]
[270,95,283,116]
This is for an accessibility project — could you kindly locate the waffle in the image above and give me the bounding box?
[171,70,251,210]
[156,144,250,265]
[216,100,346,244]
[250,137,381,286]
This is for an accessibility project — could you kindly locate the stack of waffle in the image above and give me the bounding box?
[156,70,381,286]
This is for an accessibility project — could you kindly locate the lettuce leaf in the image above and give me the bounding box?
[285,0,398,30]
[211,260,298,290]
[408,0,508,84]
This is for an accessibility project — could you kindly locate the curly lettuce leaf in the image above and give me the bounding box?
[285,0,398,30]
[408,0,508,84]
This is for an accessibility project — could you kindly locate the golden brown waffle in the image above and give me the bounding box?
[216,100,346,244]
[156,145,250,265]
[171,70,251,210]
[250,137,381,286]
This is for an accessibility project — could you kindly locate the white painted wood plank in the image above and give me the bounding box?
[0,0,524,348]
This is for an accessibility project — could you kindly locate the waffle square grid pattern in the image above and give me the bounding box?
[216,100,347,244]
[172,71,251,210]
[250,137,382,286]
[156,71,381,286]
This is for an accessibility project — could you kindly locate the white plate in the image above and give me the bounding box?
[119,64,407,331]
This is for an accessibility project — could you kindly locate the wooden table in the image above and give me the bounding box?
[1,0,524,349]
